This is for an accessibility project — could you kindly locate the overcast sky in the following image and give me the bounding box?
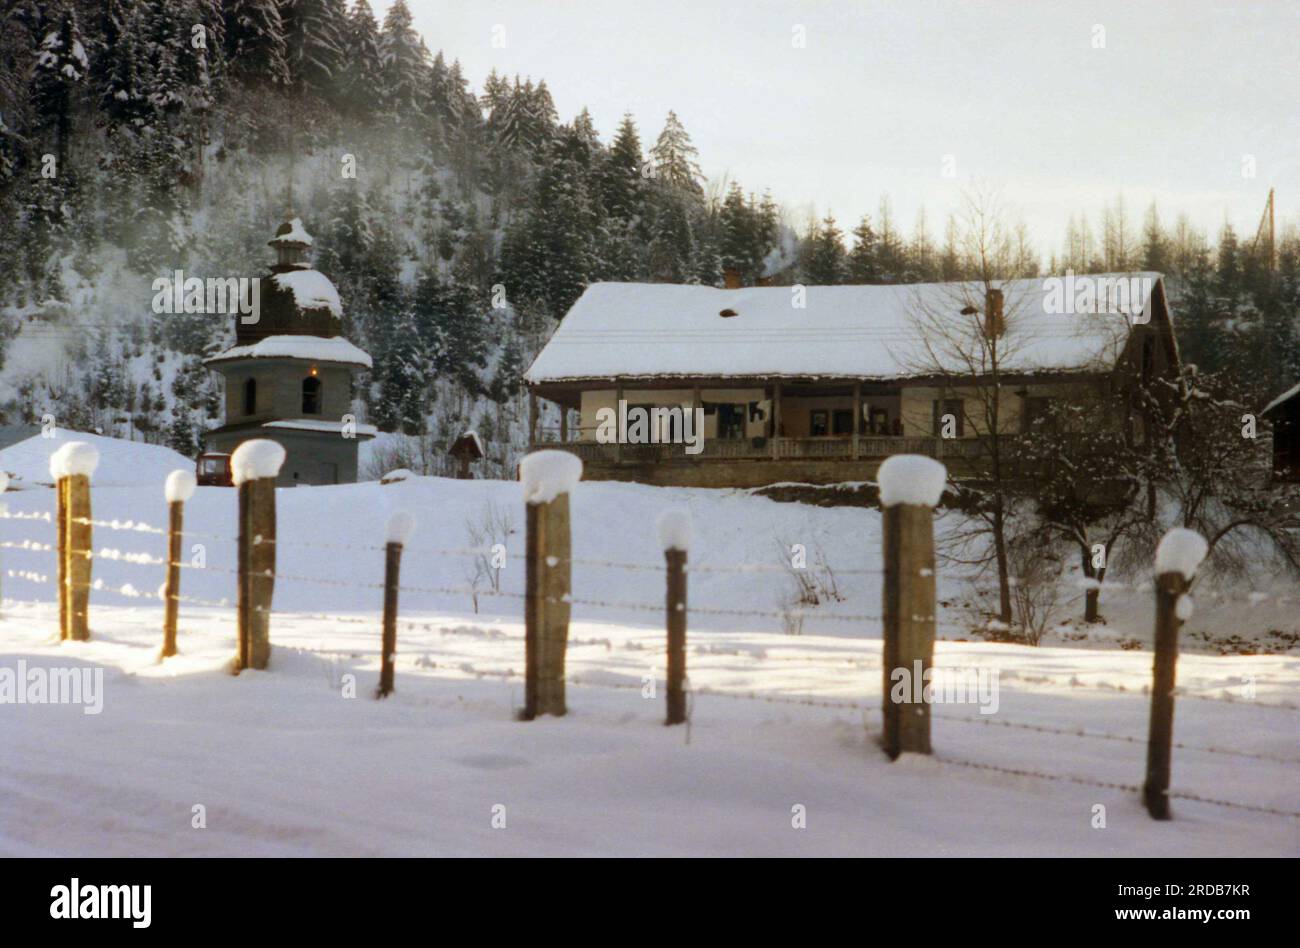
[379,0,1299,256]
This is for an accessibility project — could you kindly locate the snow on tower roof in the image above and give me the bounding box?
[525,274,1164,383]
[271,269,342,318]
[205,334,372,369]
[268,217,314,247]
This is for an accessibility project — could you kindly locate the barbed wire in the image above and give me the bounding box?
[930,709,1300,765]
[68,516,166,536]
[0,539,53,553]
[0,510,52,523]
[932,752,1300,819]
[993,667,1300,711]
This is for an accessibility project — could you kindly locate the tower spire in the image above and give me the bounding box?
[285,125,297,220]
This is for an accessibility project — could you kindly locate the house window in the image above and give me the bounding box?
[302,376,322,414]
[932,398,964,437]
[716,404,746,440]
[243,378,256,416]
[832,409,854,435]
[1022,396,1053,433]
[810,410,829,437]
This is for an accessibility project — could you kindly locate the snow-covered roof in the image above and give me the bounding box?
[263,419,378,437]
[206,334,372,369]
[271,268,341,317]
[451,429,484,457]
[1262,381,1300,417]
[269,217,314,247]
[525,275,1163,383]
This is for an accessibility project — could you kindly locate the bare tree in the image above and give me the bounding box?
[902,186,1140,624]
[900,186,1039,624]
[1015,385,1152,622]
[1142,369,1300,579]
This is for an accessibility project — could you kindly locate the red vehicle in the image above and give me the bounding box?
[196,452,233,487]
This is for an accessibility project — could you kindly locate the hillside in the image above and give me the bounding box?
[3,1,1296,488]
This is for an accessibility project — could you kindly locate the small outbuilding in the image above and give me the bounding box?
[449,430,484,479]
[1262,382,1300,483]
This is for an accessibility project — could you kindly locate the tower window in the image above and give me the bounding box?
[243,378,257,416]
[302,376,322,414]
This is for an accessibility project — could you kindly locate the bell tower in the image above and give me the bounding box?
[202,214,375,485]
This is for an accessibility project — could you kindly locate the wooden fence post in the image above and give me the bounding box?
[878,455,947,760]
[377,511,414,698]
[50,443,100,642]
[0,471,6,605]
[232,440,285,673]
[657,508,692,726]
[1144,528,1208,820]
[520,450,583,720]
[160,470,196,659]
[51,452,69,639]
[67,473,93,641]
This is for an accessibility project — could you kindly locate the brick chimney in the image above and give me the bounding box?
[723,267,743,289]
[985,288,1005,337]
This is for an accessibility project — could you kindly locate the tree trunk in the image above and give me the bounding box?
[1081,548,1100,624]
[992,504,1012,624]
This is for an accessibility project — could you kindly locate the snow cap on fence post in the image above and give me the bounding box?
[230,439,286,485]
[164,469,197,504]
[519,450,583,505]
[49,441,100,481]
[1154,528,1209,580]
[386,510,416,546]
[656,507,693,553]
[877,454,947,508]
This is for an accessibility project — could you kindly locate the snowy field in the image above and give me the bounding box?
[0,438,1297,856]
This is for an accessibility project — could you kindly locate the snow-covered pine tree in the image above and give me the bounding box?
[416,271,488,395]
[339,0,383,115]
[32,3,88,174]
[373,301,429,435]
[599,113,644,224]
[649,110,702,199]
[223,0,291,87]
[718,182,760,280]
[379,0,427,125]
[800,213,846,284]
[846,215,880,283]
[281,0,348,102]
[647,192,693,282]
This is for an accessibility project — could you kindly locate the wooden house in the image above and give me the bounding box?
[524,274,1179,488]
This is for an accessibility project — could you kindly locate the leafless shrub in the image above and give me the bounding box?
[1007,533,1065,646]
[777,589,805,636]
[463,500,516,611]
[774,537,844,607]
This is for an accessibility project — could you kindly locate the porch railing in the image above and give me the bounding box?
[529,436,998,463]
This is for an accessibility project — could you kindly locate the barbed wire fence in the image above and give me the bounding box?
[0,456,1297,822]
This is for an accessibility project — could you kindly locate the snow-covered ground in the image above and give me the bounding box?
[0,436,1296,856]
